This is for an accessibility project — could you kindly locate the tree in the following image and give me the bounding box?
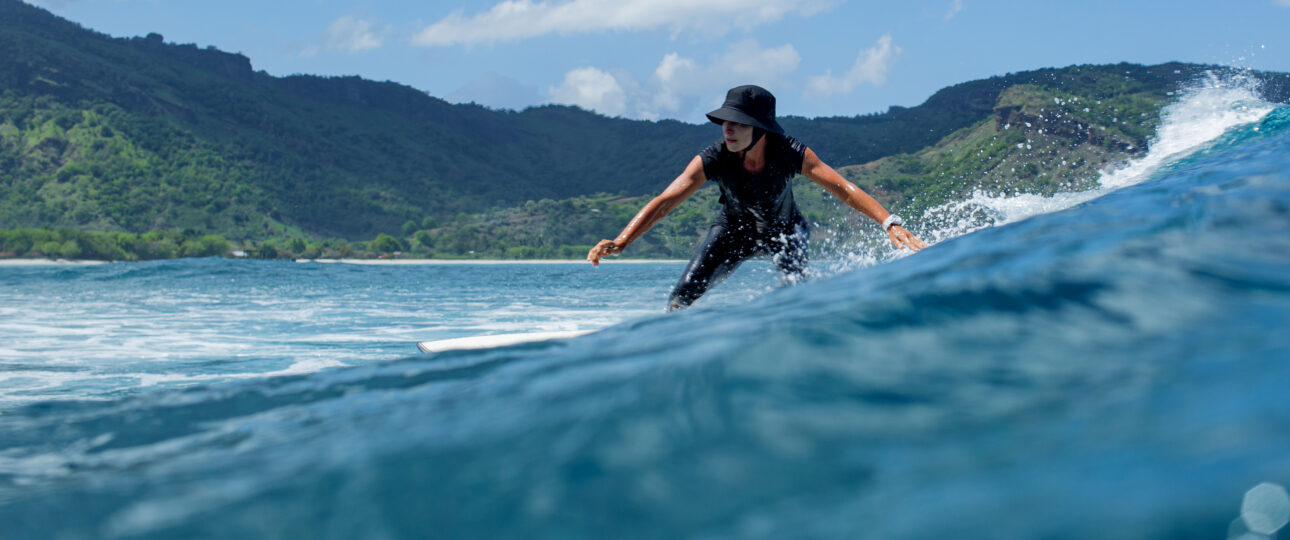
[372,233,403,254]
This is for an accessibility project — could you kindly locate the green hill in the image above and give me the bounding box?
[0,0,715,240]
[2,0,1287,260]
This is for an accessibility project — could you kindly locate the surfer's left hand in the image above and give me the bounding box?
[889,225,927,252]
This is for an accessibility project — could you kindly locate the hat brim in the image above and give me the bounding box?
[706,107,785,135]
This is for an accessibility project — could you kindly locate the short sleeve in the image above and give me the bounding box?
[784,136,807,175]
[699,140,725,183]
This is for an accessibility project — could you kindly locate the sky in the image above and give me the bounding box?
[21,0,1290,123]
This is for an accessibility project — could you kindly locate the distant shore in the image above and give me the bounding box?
[0,257,686,266]
[300,258,688,265]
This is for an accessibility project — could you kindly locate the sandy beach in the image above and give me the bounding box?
[0,258,108,266]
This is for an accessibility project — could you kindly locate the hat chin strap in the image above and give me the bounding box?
[739,127,765,159]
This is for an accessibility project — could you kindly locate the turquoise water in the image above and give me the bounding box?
[2,81,1289,539]
[0,259,745,405]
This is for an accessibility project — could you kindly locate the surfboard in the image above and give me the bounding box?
[416,329,595,354]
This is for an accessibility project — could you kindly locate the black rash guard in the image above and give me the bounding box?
[700,134,808,230]
[668,134,811,310]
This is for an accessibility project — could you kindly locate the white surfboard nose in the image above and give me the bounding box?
[416,330,595,353]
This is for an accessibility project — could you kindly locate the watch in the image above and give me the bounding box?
[881,214,904,231]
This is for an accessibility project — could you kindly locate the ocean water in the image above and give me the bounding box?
[0,259,771,406]
[2,79,1289,539]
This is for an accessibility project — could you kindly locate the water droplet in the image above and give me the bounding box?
[1242,483,1290,535]
[1228,516,1269,540]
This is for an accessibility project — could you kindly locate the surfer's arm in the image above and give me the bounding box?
[587,156,707,266]
[801,148,927,252]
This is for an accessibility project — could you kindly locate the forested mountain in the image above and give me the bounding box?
[2,0,1288,259]
[0,0,714,239]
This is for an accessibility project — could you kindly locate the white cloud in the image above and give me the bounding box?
[806,34,901,98]
[412,0,837,47]
[325,15,386,52]
[651,53,699,113]
[548,67,628,117]
[548,39,802,121]
[541,39,794,121]
[943,0,964,21]
[643,40,801,120]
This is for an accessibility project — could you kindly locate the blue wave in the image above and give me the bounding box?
[2,108,1289,539]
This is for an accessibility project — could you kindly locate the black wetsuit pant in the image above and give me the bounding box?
[668,214,809,310]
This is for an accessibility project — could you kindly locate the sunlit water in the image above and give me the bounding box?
[1,77,1288,539]
[0,260,793,406]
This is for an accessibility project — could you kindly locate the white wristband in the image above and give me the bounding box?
[881,214,904,231]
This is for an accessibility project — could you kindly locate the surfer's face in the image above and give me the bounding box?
[722,121,754,152]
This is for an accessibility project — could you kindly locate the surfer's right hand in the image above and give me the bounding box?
[587,240,622,266]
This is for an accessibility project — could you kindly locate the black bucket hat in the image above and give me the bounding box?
[706,85,785,135]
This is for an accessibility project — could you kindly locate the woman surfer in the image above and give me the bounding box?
[587,85,927,310]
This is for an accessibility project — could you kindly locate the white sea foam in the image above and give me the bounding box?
[132,358,349,388]
[914,71,1277,245]
[0,260,682,407]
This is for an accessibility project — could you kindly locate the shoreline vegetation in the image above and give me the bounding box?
[0,225,696,263]
[0,226,624,262]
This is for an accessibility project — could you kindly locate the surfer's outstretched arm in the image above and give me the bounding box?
[800,148,928,252]
[587,156,707,266]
